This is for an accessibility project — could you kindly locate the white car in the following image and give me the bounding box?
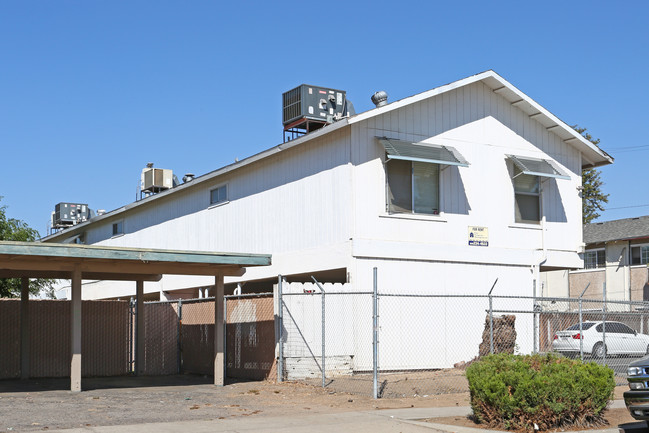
[552,321,649,358]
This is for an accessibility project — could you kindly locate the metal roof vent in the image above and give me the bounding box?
[182,173,195,183]
[371,90,388,108]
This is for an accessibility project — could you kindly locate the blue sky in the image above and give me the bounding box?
[1,1,647,235]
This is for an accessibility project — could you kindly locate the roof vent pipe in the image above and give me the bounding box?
[371,90,388,108]
[182,173,195,183]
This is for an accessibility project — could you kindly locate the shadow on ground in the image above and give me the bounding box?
[0,374,223,392]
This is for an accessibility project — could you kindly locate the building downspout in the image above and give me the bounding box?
[532,215,547,354]
[628,241,633,304]
[534,215,548,281]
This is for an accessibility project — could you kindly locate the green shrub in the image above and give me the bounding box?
[465,353,614,431]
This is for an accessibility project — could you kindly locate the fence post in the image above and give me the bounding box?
[578,283,590,361]
[223,296,227,380]
[373,267,378,399]
[602,282,607,365]
[488,279,497,354]
[321,286,326,388]
[129,297,135,373]
[533,279,538,354]
[178,299,183,374]
[277,275,284,383]
[311,277,327,389]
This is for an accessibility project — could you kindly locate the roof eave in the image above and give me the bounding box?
[41,120,351,242]
[351,70,613,169]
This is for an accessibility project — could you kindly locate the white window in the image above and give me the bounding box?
[210,185,228,206]
[513,167,540,224]
[112,220,124,237]
[387,160,440,215]
[631,245,649,265]
[379,137,468,216]
[508,155,569,225]
[584,249,605,269]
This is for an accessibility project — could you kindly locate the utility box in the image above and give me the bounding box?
[282,85,347,128]
[53,203,90,228]
[141,167,174,194]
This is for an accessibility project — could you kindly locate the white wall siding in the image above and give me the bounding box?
[58,78,589,303]
[87,128,353,258]
[351,258,534,370]
[350,81,582,268]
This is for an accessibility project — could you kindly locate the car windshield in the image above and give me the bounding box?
[566,323,596,331]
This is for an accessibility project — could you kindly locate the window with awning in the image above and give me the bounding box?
[379,137,469,215]
[379,137,469,167]
[508,155,569,180]
[508,155,570,224]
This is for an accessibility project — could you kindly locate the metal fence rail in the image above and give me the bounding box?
[277,271,649,399]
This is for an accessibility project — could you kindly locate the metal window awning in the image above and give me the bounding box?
[378,137,469,167]
[508,155,570,180]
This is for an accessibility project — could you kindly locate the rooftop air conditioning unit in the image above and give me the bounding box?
[52,203,90,228]
[282,85,348,127]
[141,167,174,194]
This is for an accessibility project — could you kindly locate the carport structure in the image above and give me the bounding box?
[0,241,271,392]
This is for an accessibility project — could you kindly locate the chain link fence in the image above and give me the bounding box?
[135,294,276,380]
[0,299,130,379]
[277,274,649,398]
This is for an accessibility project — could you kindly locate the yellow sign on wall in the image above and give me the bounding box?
[468,226,489,247]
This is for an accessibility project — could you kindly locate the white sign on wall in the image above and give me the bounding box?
[468,226,489,247]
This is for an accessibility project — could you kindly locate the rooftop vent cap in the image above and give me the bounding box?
[182,173,195,183]
[371,91,388,108]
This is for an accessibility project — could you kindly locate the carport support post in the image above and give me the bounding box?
[135,280,145,376]
[214,274,225,386]
[20,277,30,379]
[70,267,82,392]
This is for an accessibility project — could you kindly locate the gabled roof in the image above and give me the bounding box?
[43,70,613,242]
[584,216,649,245]
[351,70,613,169]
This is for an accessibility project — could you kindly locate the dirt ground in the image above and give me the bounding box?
[0,374,470,432]
[0,375,634,432]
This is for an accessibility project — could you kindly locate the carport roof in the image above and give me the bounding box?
[0,241,271,281]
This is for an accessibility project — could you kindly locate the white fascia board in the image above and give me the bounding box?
[350,70,613,168]
[482,73,613,168]
[42,119,351,243]
[349,71,496,124]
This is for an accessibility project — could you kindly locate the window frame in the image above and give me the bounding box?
[209,184,229,207]
[513,166,541,225]
[630,244,649,265]
[583,249,605,270]
[111,220,124,237]
[385,158,441,216]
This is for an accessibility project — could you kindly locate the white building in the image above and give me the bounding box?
[43,71,612,366]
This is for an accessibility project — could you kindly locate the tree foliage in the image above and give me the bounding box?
[0,197,54,298]
[574,127,609,224]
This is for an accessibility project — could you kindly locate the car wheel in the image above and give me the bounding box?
[592,342,606,359]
